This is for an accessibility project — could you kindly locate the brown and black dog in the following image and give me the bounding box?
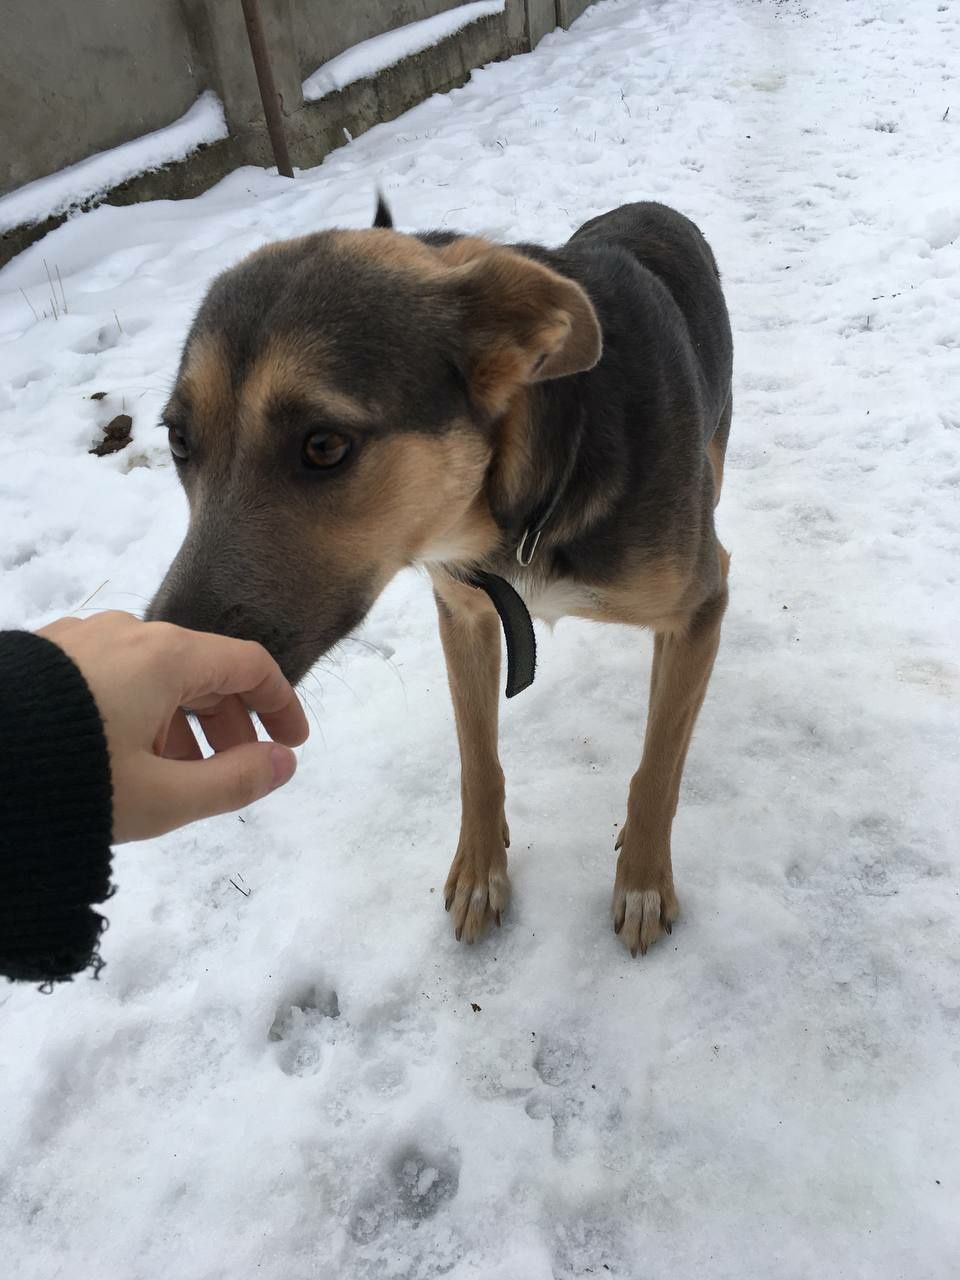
[148,199,733,958]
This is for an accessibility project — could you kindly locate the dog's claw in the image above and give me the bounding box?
[613,898,626,934]
[444,894,453,912]
[612,882,678,956]
[444,850,510,943]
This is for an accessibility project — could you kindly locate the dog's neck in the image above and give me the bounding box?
[484,377,590,565]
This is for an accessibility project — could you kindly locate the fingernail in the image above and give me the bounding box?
[270,745,297,791]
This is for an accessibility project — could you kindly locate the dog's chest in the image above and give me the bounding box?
[514,574,598,625]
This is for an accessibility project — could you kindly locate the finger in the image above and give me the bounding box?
[37,616,84,642]
[116,742,298,841]
[159,709,203,761]
[194,693,259,755]
[162,629,309,747]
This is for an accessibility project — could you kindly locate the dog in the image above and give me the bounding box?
[147,198,733,957]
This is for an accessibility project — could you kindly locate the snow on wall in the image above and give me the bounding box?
[0,92,228,235]
[302,0,507,101]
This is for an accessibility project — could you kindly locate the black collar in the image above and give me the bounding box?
[468,569,537,697]
[468,401,584,698]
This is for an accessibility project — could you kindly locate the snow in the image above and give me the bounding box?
[0,92,228,234]
[2,0,960,1276]
[302,0,507,100]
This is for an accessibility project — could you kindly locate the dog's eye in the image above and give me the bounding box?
[303,431,352,470]
[168,426,190,461]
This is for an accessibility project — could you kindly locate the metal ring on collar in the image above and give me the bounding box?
[516,527,542,567]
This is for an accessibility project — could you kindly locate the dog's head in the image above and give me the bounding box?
[147,204,601,682]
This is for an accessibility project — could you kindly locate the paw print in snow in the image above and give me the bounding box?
[392,1145,461,1220]
[348,1145,460,1244]
[269,982,340,1076]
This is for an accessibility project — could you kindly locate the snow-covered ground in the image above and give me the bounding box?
[2,0,959,1275]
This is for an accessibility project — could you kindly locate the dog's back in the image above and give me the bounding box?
[568,202,732,439]
[419,200,731,437]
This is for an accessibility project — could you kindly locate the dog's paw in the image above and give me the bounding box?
[611,830,678,957]
[444,822,510,944]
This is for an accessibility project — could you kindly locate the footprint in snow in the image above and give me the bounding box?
[532,1031,588,1087]
[349,1144,461,1242]
[268,982,340,1077]
[526,1032,627,1162]
[71,316,151,355]
[392,1145,460,1220]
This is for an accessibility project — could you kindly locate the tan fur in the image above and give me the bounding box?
[434,236,498,267]
[434,539,729,954]
[323,432,495,577]
[318,231,601,421]
[241,339,375,435]
[331,228,447,274]
[569,557,693,631]
[485,392,535,517]
[612,541,730,955]
[450,249,602,415]
[439,234,601,383]
[430,570,510,942]
[178,335,232,440]
[180,331,497,584]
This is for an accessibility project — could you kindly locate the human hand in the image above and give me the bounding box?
[39,612,309,842]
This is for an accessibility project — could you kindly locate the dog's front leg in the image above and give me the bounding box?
[430,570,510,943]
[613,547,730,956]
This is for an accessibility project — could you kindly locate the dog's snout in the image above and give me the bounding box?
[150,588,289,656]
[148,554,291,656]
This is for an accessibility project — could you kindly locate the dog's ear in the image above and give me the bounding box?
[373,193,393,229]
[448,249,601,416]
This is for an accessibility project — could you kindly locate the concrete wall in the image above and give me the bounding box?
[0,0,198,194]
[556,0,592,26]
[527,0,561,49]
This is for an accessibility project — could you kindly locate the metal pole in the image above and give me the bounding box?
[240,0,294,178]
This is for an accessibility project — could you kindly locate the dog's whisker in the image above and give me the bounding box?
[342,635,408,695]
[71,603,147,620]
[312,658,359,701]
[294,634,407,698]
[296,685,326,750]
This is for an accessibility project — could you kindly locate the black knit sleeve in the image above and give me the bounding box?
[0,631,114,984]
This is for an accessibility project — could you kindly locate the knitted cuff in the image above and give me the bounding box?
[0,631,114,984]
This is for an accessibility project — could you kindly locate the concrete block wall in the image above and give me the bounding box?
[556,0,593,28]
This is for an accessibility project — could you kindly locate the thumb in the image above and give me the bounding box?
[143,742,297,836]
